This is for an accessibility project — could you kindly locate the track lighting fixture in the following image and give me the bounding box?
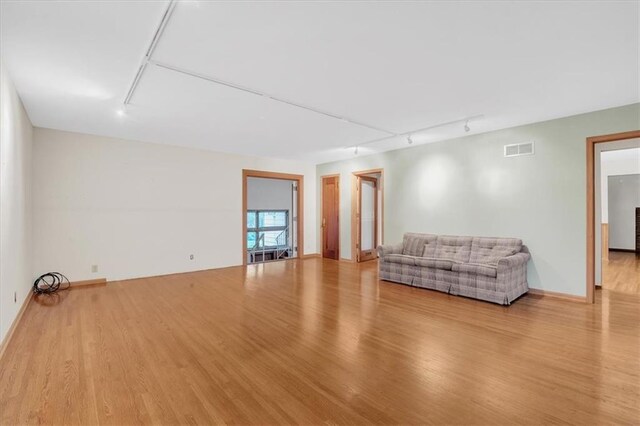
[344,114,483,154]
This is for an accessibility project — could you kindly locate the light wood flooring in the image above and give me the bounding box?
[1,258,639,425]
[602,250,640,294]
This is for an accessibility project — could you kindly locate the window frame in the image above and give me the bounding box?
[247,210,289,249]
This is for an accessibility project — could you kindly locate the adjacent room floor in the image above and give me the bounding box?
[602,251,640,294]
[1,258,639,424]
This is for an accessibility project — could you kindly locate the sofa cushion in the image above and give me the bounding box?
[434,236,472,263]
[470,237,522,265]
[385,254,417,266]
[415,257,454,270]
[403,233,437,257]
[452,262,498,278]
[422,239,438,258]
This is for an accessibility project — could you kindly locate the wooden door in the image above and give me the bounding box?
[636,207,640,253]
[322,176,340,260]
[358,176,378,262]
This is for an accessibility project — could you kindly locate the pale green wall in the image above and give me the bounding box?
[316,103,640,297]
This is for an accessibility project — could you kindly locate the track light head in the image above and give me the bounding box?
[464,120,470,132]
[354,146,359,155]
[407,135,413,145]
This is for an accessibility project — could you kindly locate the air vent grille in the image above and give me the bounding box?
[504,141,535,157]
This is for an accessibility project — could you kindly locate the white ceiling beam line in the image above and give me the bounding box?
[347,114,485,150]
[150,60,398,136]
[124,0,177,105]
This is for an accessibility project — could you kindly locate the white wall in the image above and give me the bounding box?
[317,103,640,297]
[33,128,316,282]
[0,63,33,344]
[600,146,640,222]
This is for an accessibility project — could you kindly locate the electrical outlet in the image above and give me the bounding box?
[91,265,98,273]
[189,254,194,260]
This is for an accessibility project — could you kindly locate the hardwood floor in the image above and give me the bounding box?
[1,258,639,425]
[602,250,640,294]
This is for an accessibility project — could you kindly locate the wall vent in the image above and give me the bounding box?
[504,141,535,157]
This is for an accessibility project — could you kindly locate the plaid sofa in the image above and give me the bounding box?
[377,233,530,305]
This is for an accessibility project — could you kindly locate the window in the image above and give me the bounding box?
[247,210,289,249]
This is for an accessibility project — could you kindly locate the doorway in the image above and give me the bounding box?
[351,169,384,262]
[242,170,304,265]
[321,175,340,260]
[598,146,640,294]
[586,130,640,303]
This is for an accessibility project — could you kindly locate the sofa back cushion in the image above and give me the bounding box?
[403,233,437,257]
[422,238,438,258]
[434,236,472,263]
[470,237,522,265]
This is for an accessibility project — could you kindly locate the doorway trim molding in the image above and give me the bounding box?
[242,169,304,266]
[320,174,340,260]
[351,168,384,262]
[586,130,640,303]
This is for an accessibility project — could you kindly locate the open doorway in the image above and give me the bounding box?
[599,146,640,294]
[351,169,384,262]
[587,131,640,303]
[242,170,304,265]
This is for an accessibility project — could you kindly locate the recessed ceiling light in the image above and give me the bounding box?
[116,108,125,117]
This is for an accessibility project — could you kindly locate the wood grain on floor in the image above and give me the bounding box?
[602,251,640,294]
[1,258,639,425]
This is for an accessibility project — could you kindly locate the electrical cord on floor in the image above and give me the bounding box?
[33,272,71,294]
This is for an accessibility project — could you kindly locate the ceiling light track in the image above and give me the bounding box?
[124,0,177,105]
[120,1,396,137]
[121,0,399,136]
[346,114,484,151]
[123,61,148,106]
[145,0,177,58]
[123,0,473,144]
[150,60,397,136]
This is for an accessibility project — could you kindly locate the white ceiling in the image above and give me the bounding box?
[1,1,639,164]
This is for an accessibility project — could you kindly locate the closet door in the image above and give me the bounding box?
[322,176,340,260]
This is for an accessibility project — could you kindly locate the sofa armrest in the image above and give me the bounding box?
[497,252,530,272]
[377,242,403,259]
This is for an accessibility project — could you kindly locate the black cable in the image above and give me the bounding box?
[33,272,71,294]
